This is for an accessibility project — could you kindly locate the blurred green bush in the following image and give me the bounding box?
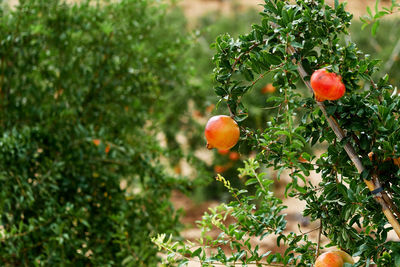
[0,0,207,265]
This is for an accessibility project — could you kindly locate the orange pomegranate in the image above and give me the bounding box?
[205,115,240,150]
[310,69,345,102]
[93,139,101,146]
[261,83,276,94]
[330,250,354,264]
[368,151,400,167]
[218,149,230,155]
[93,139,110,154]
[105,144,111,154]
[229,151,240,161]
[315,251,344,267]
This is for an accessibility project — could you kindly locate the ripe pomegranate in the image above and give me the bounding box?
[218,149,230,155]
[105,144,111,154]
[330,250,354,264]
[229,151,240,161]
[93,139,110,154]
[205,115,240,150]
[315,252,343,267]
[310,69,345,101]
[368,151,400,167]
[261,83,276,94]
[93,139,101,146]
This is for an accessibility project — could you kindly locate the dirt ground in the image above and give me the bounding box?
[180,0,394,20]
[4,0,394,18]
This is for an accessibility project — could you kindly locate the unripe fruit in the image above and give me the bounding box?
[315,252,343,267]
[310,69,345,102]
[205,115,240,150]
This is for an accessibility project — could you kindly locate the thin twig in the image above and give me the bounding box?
[299,225,321,236]
[316,220,322,258]
[252,168,267,193]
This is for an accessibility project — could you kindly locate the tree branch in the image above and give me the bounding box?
[286,45,400,239]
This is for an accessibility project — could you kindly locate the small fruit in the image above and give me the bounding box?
[93,139,101,146]
[229,151,240,161]
[368,151,374,161]
[315,251,343,267]
[93,139,110,154]
[105,144,111,154]
[261,83,276,94]
[214,165,227,173]
[218,149,230,155]
[205,115,240,150]
[310,68,345,102]
[368,151,400,167]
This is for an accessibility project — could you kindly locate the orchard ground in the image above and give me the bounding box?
[180,0,397,19]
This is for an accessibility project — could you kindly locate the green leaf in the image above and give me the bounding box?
[334,0,339,10]
[371,20,380,36]
[263,53,282,65]
[192,248,202,257]
[245,178,258,186]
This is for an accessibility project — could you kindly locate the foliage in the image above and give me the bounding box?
[154,0,400,266]
[0,0,204,265]
[360,0,400,36]
[350,19,400,88]
[190,8,285,201]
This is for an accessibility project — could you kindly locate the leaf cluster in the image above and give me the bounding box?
[155,0,400,266]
